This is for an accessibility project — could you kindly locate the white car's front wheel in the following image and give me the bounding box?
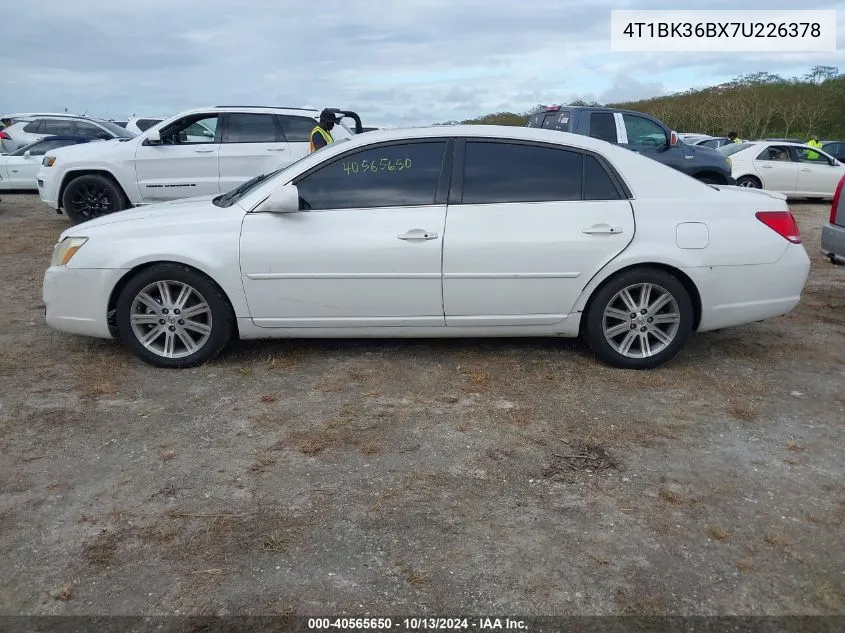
[62,174,129,224]
[115,264,234,368]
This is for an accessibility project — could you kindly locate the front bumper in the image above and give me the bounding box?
[37,170,60,210]
[43,266,128,338]
[821,222,845,265]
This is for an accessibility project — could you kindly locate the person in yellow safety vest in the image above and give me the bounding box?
[727,131,743,143]
[806,134,823,160]
[309,109,338,153]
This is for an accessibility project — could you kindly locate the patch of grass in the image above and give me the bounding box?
[459,367,490,392]
[158,449,176,461]
[727,400,759,422]
[708,526,730,542]
[360,441,381,456]
[237,366,253,376]
[266,353,304,371]
[297,436,329,456]
[764,530,791,547]
[588,552,611,565]
[405,571,429,585]
[250,454,277,472]
[658,488,683,505]
[82,531,119,567]
[260,393,278,403]
[615,587,665,615]
[262,531,291,552]
[735,558,755,573]
[75,349,128,397]
[49,583,73,602]
[786,440,806,452]
[807,514,824,524]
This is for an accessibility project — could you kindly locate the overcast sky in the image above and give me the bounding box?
[3,0,844,126]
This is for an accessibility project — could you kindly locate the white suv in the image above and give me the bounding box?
[2,114,135,151]
[37,106,363,224]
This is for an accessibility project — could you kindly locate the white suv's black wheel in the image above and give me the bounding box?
[115,264,233,368]
[62,174,128,224]
[582,268,693,369]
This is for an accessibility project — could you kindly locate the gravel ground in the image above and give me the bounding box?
[0,193,843,616]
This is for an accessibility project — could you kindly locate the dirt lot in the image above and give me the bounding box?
[0,193,843,617]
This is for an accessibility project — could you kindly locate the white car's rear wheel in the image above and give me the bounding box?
[736,175,761,189]
[115,264,233,368]
[583,268,694,369]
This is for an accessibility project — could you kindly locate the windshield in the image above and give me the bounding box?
[718,142,752,156]
[212,138,350,208]
[94,119,136,138]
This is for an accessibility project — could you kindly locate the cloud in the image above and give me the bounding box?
[1,0,844,125]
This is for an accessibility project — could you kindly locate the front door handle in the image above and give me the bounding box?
[800,168,811,172]
[194,148,215,153]
[398,229,438,241]
[760,164,773,168]
[267,148,286,152]
[582,224,623,235]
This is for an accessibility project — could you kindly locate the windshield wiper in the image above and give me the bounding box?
[214,173,267,207]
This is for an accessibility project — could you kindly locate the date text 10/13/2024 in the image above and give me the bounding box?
[307,618,528,630]
[343,158,413,175]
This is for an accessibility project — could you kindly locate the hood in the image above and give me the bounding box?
[46,137,133,161]
[61,195,224,237]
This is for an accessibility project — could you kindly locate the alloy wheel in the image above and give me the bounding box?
[602,283,681,359]
[129,280,213,359]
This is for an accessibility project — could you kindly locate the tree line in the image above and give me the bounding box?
[448,66,845,140]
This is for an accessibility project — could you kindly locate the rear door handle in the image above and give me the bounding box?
[398,229,438,241]
[582,224,623,235]
[800,168,811,172]
[760,164,773,168]
[194,148,215,153]
[267,148,286,152]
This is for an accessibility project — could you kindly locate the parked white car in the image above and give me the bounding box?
[124,116,165,135]
[43,125,810,370]
[37,106,363,223]
[720,141,845,199]
[1,136,99,190]
[2,114,135,152]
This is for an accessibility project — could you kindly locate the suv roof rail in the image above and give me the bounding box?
[213,105,316,111]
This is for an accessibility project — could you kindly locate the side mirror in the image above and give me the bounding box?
[23,150,31,159]
[256,184,300,213]
[669,131,679,146]
[145,129,162,145]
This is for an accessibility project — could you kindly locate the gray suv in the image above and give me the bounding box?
[822,175,845,265]
[526,106,735,185]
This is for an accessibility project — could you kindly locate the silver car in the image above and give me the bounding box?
[822,178,845,265]
[1,115,135,151]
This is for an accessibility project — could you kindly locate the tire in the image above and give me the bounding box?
[582,267,694,370]
[115,263,234,368]
[62,174,128,224]
[736,175,761,189]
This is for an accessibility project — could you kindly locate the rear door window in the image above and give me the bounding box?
[23,120,42,133]
[42,119,75,135]
[584,155,622,200]
[588,113,617,143]
[461,141,584,203]
[224,113,280,143]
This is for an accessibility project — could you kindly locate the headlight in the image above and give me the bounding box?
[42,155,56,167]
[51,237,88,266]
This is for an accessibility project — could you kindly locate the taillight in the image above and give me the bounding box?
[755,211,801,244]
[0,131,10,140]
[830,174,845,225]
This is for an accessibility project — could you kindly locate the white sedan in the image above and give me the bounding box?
[1,136,95,190]
[721,140,845,199]
[43,125,811,370]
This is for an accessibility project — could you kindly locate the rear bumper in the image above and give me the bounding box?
[43,266,127,338]
[821,222,845,264]
[686,243,811,332]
